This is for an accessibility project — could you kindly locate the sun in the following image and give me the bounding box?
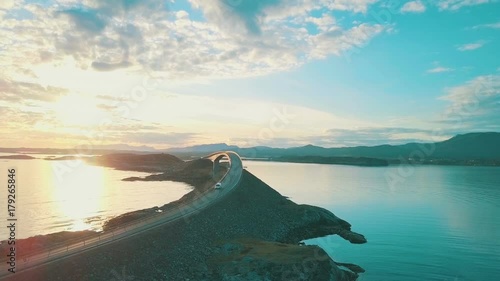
[51,161,105,232]
[53,94,105,127]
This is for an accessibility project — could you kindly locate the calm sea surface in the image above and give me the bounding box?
[0,155,191,239]
[245,161,500,281]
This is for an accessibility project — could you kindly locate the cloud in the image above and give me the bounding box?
[1,2,155,78]
[457,41,486,51]
[472,22,500,29]
[439,74,500,130]
[57,0,167,18]
[0,0,16,10]
[201,0,380,20]
[0,106,49,132]
[122,132,198,146]
[401,1,427,13]
[305,13,336,31]
[309,23,386,59]
[190,0,380,35]
[0,0,388,81]
[96,94,134,102]
[437,0,492,11]
[92,61,132,71]
[326,0,380,13]
[307,127,441,147]
[189,0,280,35]
[0,78,68,103]
[94,0,167,15]
[58,8,107,34]
[427,67,454,73]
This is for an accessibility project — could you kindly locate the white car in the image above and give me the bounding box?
[214,182,222,189]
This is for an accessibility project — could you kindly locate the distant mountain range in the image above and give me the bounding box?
[1,132,499,165]
[165,143,240,154]
[165,132,500,162]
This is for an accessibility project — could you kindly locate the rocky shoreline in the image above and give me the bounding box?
[2,158,366,281]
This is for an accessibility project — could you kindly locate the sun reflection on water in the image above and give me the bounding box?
[50,160,105,231]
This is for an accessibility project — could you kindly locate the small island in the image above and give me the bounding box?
[0,155,36,160]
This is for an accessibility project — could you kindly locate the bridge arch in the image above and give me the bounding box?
[213,154,227,178]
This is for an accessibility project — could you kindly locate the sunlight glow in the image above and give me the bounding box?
[53,94,105,127]
[50,161,105,231]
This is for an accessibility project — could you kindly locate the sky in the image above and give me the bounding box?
[0,0,499,149]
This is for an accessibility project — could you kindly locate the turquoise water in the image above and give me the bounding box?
[245,161,500,281]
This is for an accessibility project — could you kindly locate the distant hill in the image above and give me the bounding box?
[86,153,183,172]
[0,155,36,160]
[166,132,500,163]
[331,132,500,161]
[165,143,239,154]
[431,132,500,160]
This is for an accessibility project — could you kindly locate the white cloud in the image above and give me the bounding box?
[316,127,439,147]
[439,74,500,129]
[189,0,380,35]
[401,1,427,13]
[0,0,16,10]
[0,0,388,82]
[305,14,336,31]
[437,0,491,11]
[457,41,486,51]
[309,23,386,59]
[472,22,500,29]
[427,67,454,73]
[325,0,380,13]
[175,10,190,19]
[441,75,500,104]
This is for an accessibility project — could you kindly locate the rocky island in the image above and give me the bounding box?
[0,154,36,160]
[1,154,366,281]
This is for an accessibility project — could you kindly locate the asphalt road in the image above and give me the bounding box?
[0,151,243,279]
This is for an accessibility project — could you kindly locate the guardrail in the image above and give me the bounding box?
[0,152,240,278]
[13,194,215,265]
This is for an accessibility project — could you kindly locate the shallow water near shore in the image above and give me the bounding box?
[245,161,500,281]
